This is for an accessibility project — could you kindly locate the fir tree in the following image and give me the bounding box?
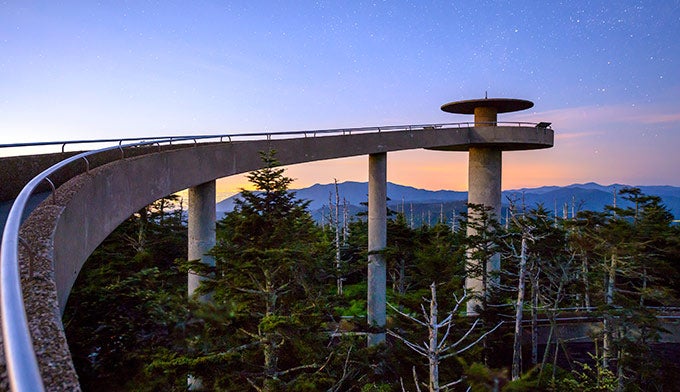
[189,150,335,390]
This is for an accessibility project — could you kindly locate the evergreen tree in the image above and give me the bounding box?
[563,188,678,390]
[603,188,678,390]
[386,213,417,296]
[186,151,336,390]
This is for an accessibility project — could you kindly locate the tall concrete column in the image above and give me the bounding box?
[466,147,502,313]
[188,180,216,301]
[468,148,502,218]
[367,152,387,346]
[466,106,502,314]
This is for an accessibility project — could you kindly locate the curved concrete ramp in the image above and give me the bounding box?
[6,125,552,389]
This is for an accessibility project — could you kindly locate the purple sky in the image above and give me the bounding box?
[1,1,679,193]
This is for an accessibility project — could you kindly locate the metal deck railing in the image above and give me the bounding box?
[0,121,547,153]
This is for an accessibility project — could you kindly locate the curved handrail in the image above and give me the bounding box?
[0,122,546,153]
[0,136,201,391]
[0,121,545,390]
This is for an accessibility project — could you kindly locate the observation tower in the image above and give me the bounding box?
[436,97,552,313]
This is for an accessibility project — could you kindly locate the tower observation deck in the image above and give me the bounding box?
[438,97,550,314]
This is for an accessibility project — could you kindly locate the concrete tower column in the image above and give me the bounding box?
[474,106,498,127]
[468,105,502,216]
[187,180,216,300]
[367,152,387,346]
[466,147,502,313]
[467,106,502,314]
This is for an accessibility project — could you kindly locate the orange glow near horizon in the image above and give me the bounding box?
[215,175,256,201]
[283,151,471,192]
[211,148,585,202]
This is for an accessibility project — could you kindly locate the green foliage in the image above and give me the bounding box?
[183,151,337,390]
[64,173,680,392]
[555,358,618,391]
[360,383,392,391]
[63,196,188,390]
[462,361,510,392]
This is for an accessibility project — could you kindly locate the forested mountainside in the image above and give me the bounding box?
[65,160,680,391]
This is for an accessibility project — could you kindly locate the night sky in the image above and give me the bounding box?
[1,1,679,197]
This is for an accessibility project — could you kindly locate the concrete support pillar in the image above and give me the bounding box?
[367,152,387,346]
[188,180,216,301]
[468,147,502,217]
[466,147,502,314]
[463,104,503,314]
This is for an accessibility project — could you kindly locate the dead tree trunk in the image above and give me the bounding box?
[512,236,528,380]
[531,266,539,366]
[334,179,343,295]
[263,271,279,384]
[428,283,440,392]
[582,254,591,310]
[388,283,502,392]
[603,253,616,369]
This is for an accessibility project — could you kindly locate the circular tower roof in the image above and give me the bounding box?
[441,98,534,114]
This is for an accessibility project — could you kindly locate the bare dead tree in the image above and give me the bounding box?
[603,252,617,369]
[582,253,591,310]
[334,179,343,295]
[512,235,529,380]
[388,283,502,392]
[342,197,349,243]
[530,265,540,366]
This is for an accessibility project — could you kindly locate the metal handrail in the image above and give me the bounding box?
[0,136,201,391]
[0,121,546,153]
[0,121,545,390]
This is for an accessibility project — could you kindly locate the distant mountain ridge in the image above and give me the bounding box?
[216,182,468,213]
[511,182,680,197]
[216,182,680,220]
[504,183,680,219]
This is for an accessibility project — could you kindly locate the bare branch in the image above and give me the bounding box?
[387,329,428,356]
[448,319,481,349]
[235,286,265,295]
[452,291,462,307]
[247,271,266,292]
[438,316,455,351]
[441,378,465,389]
[412,366,423,392]
[438,313,454,328]
[246,377,263,392]
[387,302,427,327]
[313,352,334,374]
[238,327,261,340]
[275,363,320,377]
[447,321,503,357]
[328,346,354,392]
[420,303,430,323]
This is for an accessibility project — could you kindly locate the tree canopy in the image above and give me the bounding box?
[65,171,680,392]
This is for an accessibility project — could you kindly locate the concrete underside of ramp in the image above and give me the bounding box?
[1,126,552,389]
